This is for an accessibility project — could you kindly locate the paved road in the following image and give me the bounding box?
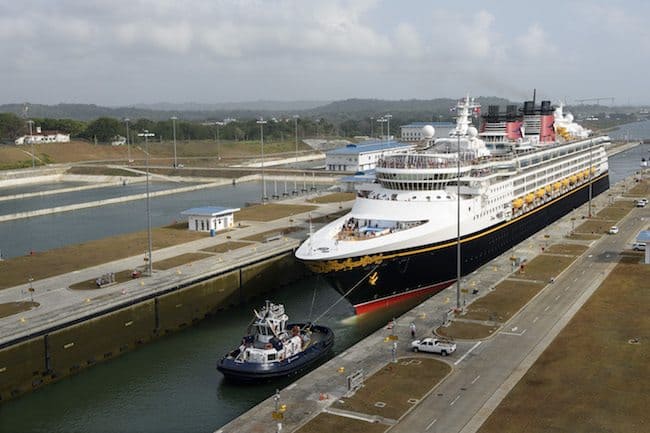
[218,174,647,433]
[391,200,648,433]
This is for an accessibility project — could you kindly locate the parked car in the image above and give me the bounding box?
[632,242,646,251]
[411,338,456,356]
[636,198,648,207]
[608,226,619,234]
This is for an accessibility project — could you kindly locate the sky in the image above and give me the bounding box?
[2,0,649,106]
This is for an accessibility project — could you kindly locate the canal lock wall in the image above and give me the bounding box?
[0,252,308,402]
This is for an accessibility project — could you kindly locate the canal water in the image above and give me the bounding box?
[0,277,424,433]
[0,139,648,433]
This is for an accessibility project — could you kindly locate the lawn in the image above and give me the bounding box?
[477,255,650,433]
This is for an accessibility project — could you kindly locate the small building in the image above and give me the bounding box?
[111,135,127,146]
[15,126,70,145]
[325,140,415,172]
[181,206,240,233]
[400,122,455,142]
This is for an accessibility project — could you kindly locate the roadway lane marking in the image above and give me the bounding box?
[454,341,482,365]
[471,375,481,384]
[533,316,539,323]
[450,395,461,406]
[564,287,569,292]
[500,329,527,336]
[554,295,561,301]
[425,418,438,430]
[544,305,550,312]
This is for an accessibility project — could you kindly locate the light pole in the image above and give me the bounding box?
[293,115,299,194]
[171,116,178,168]
[124,118,131,163]
[456,134,461,310]
[377,117,386,140]
[215,121,224,161]
[588,139,593,218]
[138,130,155,276]
[27,120,35,168]
[385,114,393,142]
[257,118,268,202]
[370,116,374,138]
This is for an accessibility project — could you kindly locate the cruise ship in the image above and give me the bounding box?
[296,96,610,314]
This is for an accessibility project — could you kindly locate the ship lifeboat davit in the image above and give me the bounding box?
[525,194,535,204]
[553,182,562,191]
[536,189,545,199]
[512,198,524,209]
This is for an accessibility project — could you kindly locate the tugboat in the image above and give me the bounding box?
[216,301,334,382]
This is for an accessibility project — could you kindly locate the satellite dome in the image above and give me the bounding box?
[422,125,435,139]
[566,113,574,122]
[467,126,478,137]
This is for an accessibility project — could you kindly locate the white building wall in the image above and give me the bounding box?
[187,213,235,232]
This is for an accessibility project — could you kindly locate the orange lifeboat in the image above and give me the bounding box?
[591,167,597,174]
[577,172,584,181]
[583,169,590,178]
[525,194,535,204]
[545,185,552,194]
[536,189,545,199]
[553,182,562,191]
[512,198,524,209]
[562,178,570,187]
[569,175,578,184]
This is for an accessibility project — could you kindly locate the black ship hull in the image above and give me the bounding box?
[309,173,609,314]
[216,324,334,382]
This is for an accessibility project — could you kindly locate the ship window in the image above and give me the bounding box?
[267,353,277,361]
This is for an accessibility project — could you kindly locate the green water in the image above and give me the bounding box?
[0,276,422,433]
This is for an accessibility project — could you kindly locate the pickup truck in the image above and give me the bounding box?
[411,338,456,356]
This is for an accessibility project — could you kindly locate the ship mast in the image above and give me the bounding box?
[452,95,480,309]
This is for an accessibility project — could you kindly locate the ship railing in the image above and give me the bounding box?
[336,217,426,241]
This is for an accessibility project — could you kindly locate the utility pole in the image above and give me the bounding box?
[171,116,178,168]
[257,118,268,203]
[138,130,155,276]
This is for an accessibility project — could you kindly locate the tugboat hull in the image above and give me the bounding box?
[216,324,334,382]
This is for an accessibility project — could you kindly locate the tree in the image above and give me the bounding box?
[0,113,26,140]
[82,117,122,143]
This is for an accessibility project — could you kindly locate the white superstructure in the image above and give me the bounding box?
[297,96,609,263]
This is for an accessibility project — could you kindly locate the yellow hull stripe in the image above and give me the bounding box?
[306,173,608,274]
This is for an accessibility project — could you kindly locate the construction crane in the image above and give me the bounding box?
[574,97,615,105]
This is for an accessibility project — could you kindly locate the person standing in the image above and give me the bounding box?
[410,322,416,338]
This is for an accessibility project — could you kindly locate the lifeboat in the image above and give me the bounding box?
[577,172,584,181]
[569,175,578,184]
[536,189,545,199]
[583,169,590,178]
[525,194,535,204]
[512,198,524,209]
[562,178,570,187]
[545,185,552,194]
[553,182,562,191]
[591,167,597,174]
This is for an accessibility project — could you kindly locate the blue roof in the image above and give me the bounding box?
[402,122,455,128]
[181,206,240,216]
[327,140,412,155]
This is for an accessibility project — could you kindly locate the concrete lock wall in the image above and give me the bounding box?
[47,300,156,375]
[0,337,46,401]
[239,253,308,302]
[157,270,240,332]
[0,255,306,402]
